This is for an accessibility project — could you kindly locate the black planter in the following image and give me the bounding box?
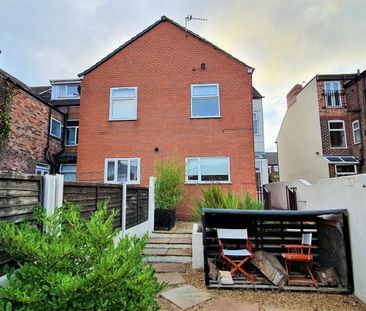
[154,209,176,231]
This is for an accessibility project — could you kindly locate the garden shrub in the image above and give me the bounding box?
[0,201,164,310]
[154,158,185,210]
[193,185,263,217]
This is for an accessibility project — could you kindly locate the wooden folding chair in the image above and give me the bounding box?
[281,233,318,288]
[217,228,256,281]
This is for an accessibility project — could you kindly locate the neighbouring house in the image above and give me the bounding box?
[33,79,81,180]
[0,69,64,175]
[252,87,269,187]
[277,73,361,183]
[264,151,279,182]
[75,16,256,219]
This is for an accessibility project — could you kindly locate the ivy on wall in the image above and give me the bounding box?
[0,79,17,144]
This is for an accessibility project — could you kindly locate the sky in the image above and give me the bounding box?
[1,0,366,151]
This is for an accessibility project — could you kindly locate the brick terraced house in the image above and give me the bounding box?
[0,69,64,175]
[277,73,363,183]
[74,16,257,219]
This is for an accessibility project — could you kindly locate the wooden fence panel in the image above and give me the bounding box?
[126,187,149,229]
[0,172,42,274]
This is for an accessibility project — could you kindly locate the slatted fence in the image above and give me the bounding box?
[126,187,149,229]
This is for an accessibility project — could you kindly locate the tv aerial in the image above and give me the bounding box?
[185,15,207,37]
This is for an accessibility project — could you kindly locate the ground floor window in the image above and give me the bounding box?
[60,164,77,181]
[185,157,230,183]
[335,164,356,176]
[104,158,140,184]
[35,162,50,175]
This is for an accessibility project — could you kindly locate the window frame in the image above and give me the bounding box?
[352,120,361,145]
[185,156,230,184]
[335,164,357,176]
[50,118,62,139]
[59,164,77,181]
[104,158,141,184]
[55,84,80,99]
[328,120,347,149]
[66,125,79,146]
[35,162,50,176]
[253,111,259,135]
[190,83,221,119]
[324,81,342,108]
[109,87,138,121]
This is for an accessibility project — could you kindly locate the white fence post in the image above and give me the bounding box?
[122,183,127,236]
[148,176,155,234]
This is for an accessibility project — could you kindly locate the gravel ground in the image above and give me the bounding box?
[159,265,366,311]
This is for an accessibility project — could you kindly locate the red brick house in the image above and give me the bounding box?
[76,16,256,219]
[0,69,64,175]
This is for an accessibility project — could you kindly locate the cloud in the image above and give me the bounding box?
[1,0,366,151]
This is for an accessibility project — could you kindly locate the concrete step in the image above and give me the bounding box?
[148,237,192,245]
[146,243,192,249]
[145,256,192,263]
[144,247,192,256]
[150,232,191,239]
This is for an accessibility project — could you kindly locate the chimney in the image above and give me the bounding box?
[286,84,303,109]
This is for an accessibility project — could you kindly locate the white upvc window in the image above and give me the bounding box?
[109,87,137,120]
[50,118,62,139]
[60,164,77,181]
[253,111,259,135]
[35,162,50,175]
[185,157,230,184]
[324,81,342,108]
[104,158,140,184]
[352,120,361,145]
[328,120,347,148]
[55,84,80,99]
[66,126,79,146]
[191,84,220,118]
[335,164,357,176]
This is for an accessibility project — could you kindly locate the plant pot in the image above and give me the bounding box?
[154,209,176,231]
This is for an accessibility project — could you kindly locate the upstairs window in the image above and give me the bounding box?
[352,120,361,144]
[60,164,77,181]
[66,120,79,146]
[253,111,259,135]
[328,120,346,148]
[324,81,342,108]
[105,158,140,184]
[55,84,79,99]
[50,118,62,139]
[191,84,220,118]
[185,157,230,183]
[109,87,137,120]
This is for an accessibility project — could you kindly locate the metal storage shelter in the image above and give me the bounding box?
[202,208,353,293]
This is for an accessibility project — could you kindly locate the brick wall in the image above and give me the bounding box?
[77,20,255,220]
[0,78,64,174]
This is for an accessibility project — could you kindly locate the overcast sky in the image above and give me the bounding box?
[1,0,366,151]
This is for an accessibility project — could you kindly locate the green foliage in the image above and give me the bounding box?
[193,185,263,217]
[0,201,164,310]
[0,80,16,144]
[154,158,185,210]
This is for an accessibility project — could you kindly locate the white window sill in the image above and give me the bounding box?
[53,97,80,100]
[50,134,61,139]
[66,144,78,147]
[325,106,343,109]
[190,116,222,119]
[109,118,137,121]
[104,181,140,185]
[329,146,348,149]
[185,181,231,185]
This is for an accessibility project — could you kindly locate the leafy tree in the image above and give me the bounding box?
[0,201,164,310]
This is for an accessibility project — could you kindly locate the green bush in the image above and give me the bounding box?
[155,158,185,210]
[193,185,263,217]
[0,201,164,310]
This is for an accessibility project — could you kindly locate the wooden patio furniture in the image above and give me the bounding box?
[217,228,256,281]
[281,233,318,288]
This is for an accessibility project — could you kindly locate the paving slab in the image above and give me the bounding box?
[208,298,259,311]
[160,285,212,310]
[156,272,185,285]
[167,248,192,256]
[144,248,167,255]
[150,263,187,273]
